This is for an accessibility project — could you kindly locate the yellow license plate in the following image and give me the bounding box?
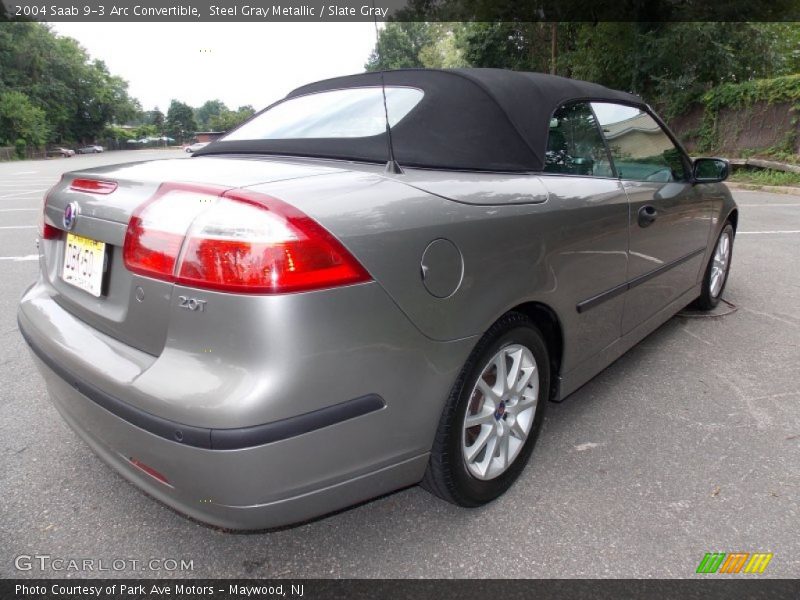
[62,233,106,297]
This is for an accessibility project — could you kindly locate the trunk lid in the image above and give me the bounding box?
[41,156,346,355]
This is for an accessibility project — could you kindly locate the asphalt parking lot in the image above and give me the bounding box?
[0,150,798,579]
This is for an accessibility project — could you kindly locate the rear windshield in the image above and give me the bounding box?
[223,86,424,141]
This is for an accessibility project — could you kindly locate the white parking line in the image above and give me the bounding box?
[0,190,47,200]
[739,203,800,207]
[0,225,36,230]
[733,189,800,193]
[0,208,37,212]
[0,185,52,189]
[738,230,800,234]
[0,255,38,261]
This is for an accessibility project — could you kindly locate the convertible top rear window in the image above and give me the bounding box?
[224,87,424,141]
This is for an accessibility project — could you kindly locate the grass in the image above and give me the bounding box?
[729,168,800,187]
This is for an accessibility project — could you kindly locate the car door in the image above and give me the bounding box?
[591,102,712,334]
[539,101,630,371]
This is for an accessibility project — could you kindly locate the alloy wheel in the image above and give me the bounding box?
[710,230,731,298]
[462,344,539,480]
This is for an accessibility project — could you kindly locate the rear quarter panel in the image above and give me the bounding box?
[249,168,630,375]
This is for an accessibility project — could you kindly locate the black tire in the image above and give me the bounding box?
[695,222,734,311]
[421,312,550,506]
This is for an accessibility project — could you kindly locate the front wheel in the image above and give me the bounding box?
[422,312,549,507]
[695,222,734,310]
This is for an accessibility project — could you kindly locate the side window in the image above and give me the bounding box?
[591,102,687,182]
[544,102,613,177]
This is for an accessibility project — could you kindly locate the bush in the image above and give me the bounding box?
[14,139,27,159]
[0,91,50,149]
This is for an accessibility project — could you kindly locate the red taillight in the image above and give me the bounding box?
[70,178,117,194]
[41,221,61,240]
[123,183,371,294]
[40,177,63,240]
[123,183,223,281]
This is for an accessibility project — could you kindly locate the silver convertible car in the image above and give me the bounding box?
[19,69,736,529]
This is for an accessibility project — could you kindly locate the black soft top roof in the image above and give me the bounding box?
[195,68,643,172]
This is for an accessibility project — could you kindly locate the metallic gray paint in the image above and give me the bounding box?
[620,179,712,333]
[19,147,737,529]
[32,353,430,530]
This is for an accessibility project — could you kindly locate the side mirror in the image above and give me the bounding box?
[693,158,729,183]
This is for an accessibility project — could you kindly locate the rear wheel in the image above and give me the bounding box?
[422,312,549,506]
[695,222,734,310]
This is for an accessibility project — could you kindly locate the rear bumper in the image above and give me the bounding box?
[18,277,476,529]
[21,322,386,450]
[30,350,427,529]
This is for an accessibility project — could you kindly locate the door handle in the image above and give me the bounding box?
[638,205,658,228]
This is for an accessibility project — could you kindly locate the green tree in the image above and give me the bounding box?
[365,22,432,70]
[134,124,159,139]
[770,23,800,75]
[418,24,467,68]
[0,22,140,142]
[103,124,137,142]
[71,59,139,141]
[208,105,256,132]
[366,22,468,71]
[561,23,789,115]
[150,107,165,130]
[0,90,50,152]
[385,21,800,115]
[195,99,227,130]
[456,22,552,72]
[166,100,197,141]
